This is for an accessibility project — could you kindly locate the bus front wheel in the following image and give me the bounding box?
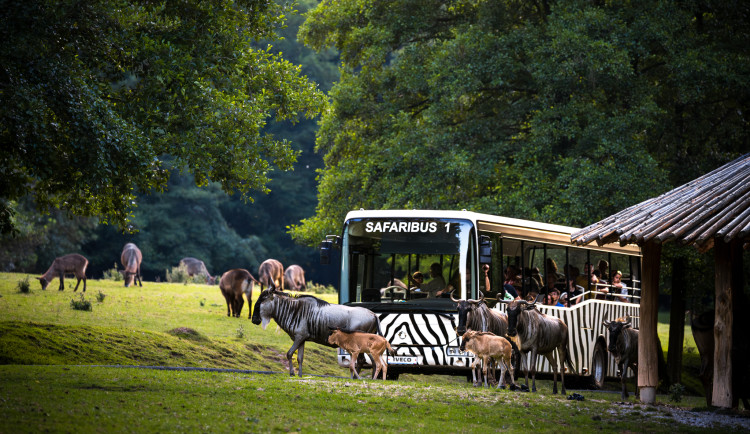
[591,342,608,389]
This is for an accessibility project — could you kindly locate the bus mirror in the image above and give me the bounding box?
[479,235,492,265]
[319,235,340,265]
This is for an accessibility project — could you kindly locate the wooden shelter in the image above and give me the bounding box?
[570,153,750,407]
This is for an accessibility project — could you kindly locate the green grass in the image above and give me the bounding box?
[0,272,341,376]
[0,272,741,432]
[0,365,720,433]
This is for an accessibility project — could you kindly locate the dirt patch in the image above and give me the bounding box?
[612,401,750,430]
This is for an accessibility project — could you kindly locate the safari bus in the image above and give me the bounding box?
[319,209,641,384]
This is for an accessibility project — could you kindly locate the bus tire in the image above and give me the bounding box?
[591,342,608,390]
[386,371,400,381]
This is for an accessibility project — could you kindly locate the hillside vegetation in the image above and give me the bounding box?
[0,273,341,377]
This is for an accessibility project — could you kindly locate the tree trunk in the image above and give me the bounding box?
[639,241,661,404]
[667,256,686,386]
[712,240,733,408]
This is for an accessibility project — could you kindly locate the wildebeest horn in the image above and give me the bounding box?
[603,320,611,327]
[623,315,632,327]
[477,290,485,302]
[450,289,459,303]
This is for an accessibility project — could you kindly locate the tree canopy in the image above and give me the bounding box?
[1,0,328,235]
[291,0,750,246]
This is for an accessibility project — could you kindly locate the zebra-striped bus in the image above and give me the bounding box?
[320,209,641,384]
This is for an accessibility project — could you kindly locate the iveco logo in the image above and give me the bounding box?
[398,331,407,340]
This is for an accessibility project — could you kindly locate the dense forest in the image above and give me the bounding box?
[1,0,748,301]
[0,0,339,284]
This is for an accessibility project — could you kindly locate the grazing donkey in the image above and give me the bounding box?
[38,254,89,292]
[258,259,284,291]
[328,328,395,380]
[179,257,215,284]
[120,243,143,287]
[284,265,307,291]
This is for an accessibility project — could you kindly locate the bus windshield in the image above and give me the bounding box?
[339,218,476,306]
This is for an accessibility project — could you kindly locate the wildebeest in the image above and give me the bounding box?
[179,257,215,284]
[251,289,380,376]
[452,290,509,337]
[284,265,306,291]
[460,330,518,390]
[451,290,516,386]
[219,269,260,318]
[691,309,750,409]
[258,259,284,291]
[38,253,88,292]
[327,328,394,380]
[120,243,143,287]
[503,299,574,394]
[603,316,639,400]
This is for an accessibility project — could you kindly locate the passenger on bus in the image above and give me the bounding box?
[421,263,447,298]
[410,271,424,291]
[576,262,593,292]
[611,270,629,302]
[544,272,561,295]
[546,288,564,307]
[593,269,609,299]
[560,292,570,308]
[566,267,585,305]
[546,258,559,276]
[503,265,519,286]
[597,260,610,284]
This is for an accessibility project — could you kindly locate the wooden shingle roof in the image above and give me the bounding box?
[571,153,750,252]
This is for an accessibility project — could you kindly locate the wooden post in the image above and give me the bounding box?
[639,241,661,404]
[712,240,734,408]
[667,256,686,385]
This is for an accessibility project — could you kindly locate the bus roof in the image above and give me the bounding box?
[343,209,640,255]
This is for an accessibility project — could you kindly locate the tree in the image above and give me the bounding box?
[291,0,749,245]
[0,0,328,235]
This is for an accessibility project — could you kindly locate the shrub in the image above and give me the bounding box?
[95,291,106,303]
[308,282,337,294]
[235,324,245,339]
[669,383,686,403]
[165,266,205,284]
[16,276,31,294]
[102,263,122,281]
[70,293,92,311]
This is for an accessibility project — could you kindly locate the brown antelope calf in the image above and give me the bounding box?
[460,330,518,389]
[38,254,89,292]
[327,329,395,380]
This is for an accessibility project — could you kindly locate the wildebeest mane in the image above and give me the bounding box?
[273,290,330,307]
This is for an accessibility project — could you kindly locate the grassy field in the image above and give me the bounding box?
[0,272,745,432]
